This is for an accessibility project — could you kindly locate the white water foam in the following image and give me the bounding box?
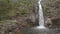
[38,0,45,29]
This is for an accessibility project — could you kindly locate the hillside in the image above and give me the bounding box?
[42,0,60,19]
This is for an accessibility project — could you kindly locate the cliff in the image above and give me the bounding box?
[41,0,60,28]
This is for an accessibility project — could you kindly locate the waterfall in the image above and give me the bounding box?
[38,0,45,28]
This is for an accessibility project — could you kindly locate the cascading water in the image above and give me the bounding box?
[37,0,45,29]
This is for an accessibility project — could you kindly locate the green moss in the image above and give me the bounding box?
[0,20,5,24]
[0,19,17,24]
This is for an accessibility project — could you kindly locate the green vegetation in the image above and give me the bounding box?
[42,0,60,16]
[0,0,35,21]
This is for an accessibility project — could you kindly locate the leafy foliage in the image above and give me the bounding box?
[42,0,60,16]
[0,0,35,20]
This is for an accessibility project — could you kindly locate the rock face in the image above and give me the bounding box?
[41,0,60,28]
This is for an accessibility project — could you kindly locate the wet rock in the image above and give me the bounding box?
[45,17,52,27]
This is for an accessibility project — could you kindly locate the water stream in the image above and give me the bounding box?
[38,0,45,29]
